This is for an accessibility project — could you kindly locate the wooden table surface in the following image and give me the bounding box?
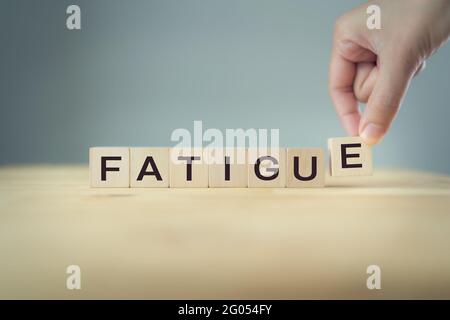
[1,165,450,299]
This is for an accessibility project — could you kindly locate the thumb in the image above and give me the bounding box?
[359,54,417,145]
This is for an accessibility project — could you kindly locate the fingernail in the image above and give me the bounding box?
[360,123,385,145]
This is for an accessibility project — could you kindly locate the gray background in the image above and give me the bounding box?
[1,0,449,173]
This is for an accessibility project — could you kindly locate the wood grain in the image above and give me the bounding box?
[1,165,450,299]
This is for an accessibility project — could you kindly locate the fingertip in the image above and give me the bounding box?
[341,112,361,137]
[359,123,385,145]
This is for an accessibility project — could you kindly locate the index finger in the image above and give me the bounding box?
[329,42,360,136]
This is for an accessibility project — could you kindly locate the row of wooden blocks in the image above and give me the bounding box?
[89,137,372,188]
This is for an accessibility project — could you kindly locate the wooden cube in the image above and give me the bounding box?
[286,148,325,187]
[89,147,130,188]
[130,148,169,187]
[169,148,208,188]
[328,137,373,176]
[248,148,286,188]
[207,148,247,188]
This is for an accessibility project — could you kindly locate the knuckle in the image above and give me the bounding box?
[334,15,346,35]
[334,12,352,36]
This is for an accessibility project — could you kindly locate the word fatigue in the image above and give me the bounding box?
[89,137,372,188]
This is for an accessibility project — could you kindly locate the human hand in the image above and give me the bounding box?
[329,0,450,144]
